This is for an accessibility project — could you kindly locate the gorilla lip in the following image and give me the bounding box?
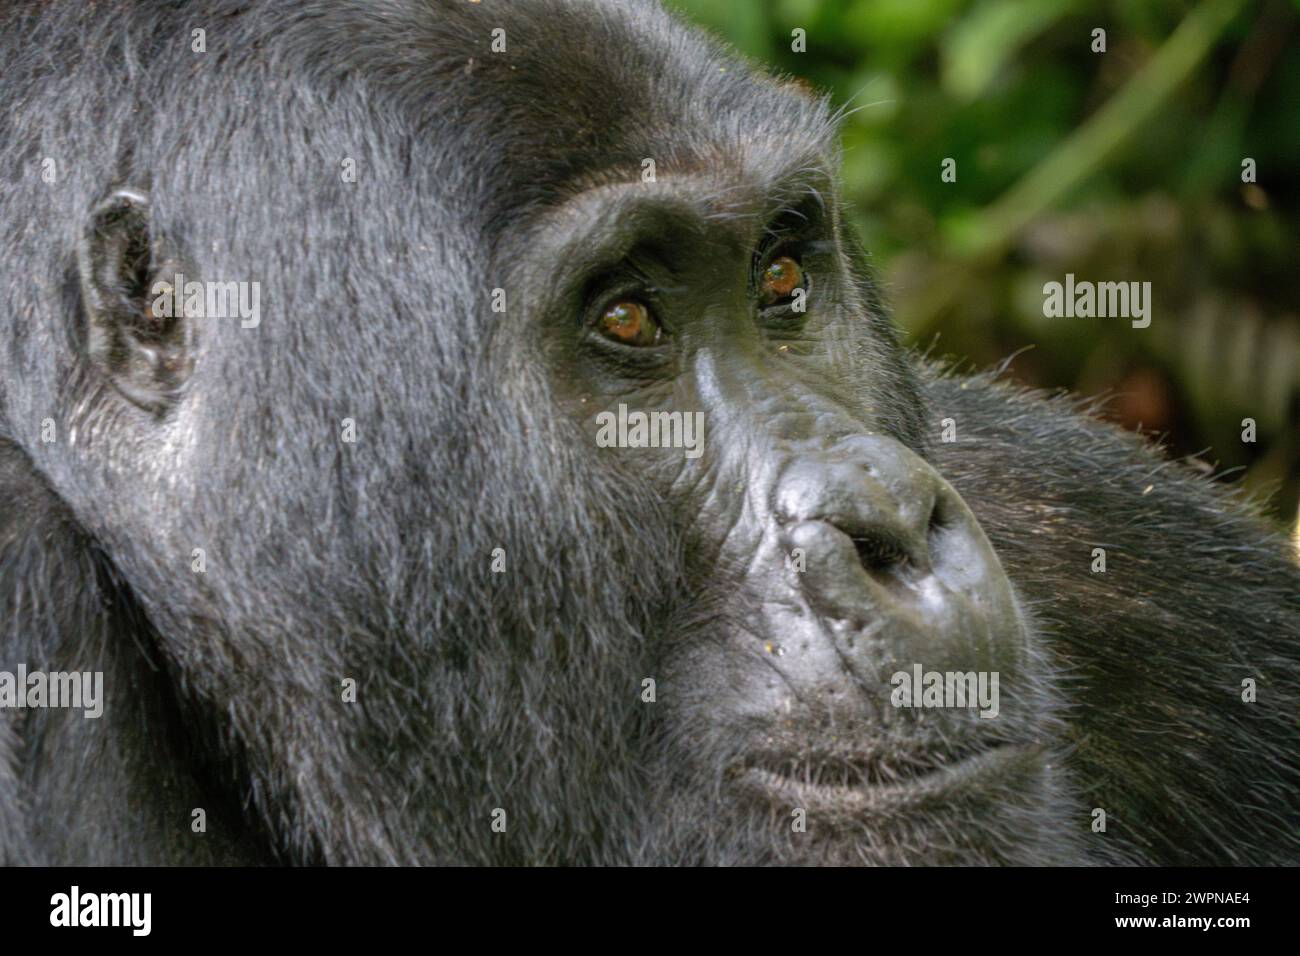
[737,743,1036,811]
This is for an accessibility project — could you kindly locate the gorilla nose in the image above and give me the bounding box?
[766,437,1020,679]
[771,441,977,623]
[774,452,937,574]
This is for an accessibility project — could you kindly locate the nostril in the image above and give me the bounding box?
[851,531,910,574]
[927,492,948,536]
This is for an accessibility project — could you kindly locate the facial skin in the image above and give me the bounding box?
[1,0,1295,867]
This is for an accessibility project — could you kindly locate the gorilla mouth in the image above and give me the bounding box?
[737,743,1034,811]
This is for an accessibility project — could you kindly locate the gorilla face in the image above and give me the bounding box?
[510,169,1060,863]
[38,0,1291,867]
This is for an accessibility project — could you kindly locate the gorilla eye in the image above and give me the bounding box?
[759,255,804,305]
[598,299,661,346]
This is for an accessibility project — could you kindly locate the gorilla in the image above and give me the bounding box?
[0,0,1296,867]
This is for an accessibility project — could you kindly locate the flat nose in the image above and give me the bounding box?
[772,441,940,583]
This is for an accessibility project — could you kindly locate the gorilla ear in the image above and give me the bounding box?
[77,187,192,411]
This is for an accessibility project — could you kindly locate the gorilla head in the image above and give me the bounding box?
[1,0,1295,867]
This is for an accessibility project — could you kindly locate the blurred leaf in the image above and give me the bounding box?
[669,0,773,60]
[942,0,1074,100]
[841,0,965,51]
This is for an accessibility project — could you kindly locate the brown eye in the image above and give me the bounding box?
[598,299,661,346]
[760,254,803,304]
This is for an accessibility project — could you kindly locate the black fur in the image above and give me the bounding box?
[1,0,1296,866]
